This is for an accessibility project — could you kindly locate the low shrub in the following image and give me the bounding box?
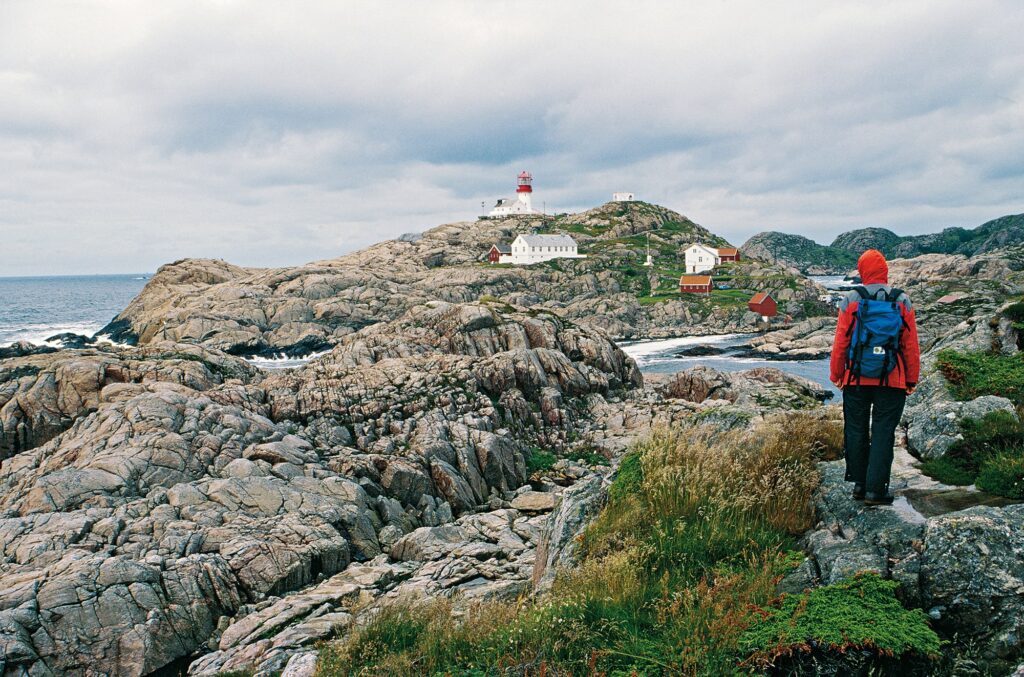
[976,451,1024,498]
[936,349,1024,404]
[1002,301,1024,329]
[525,447,557,474]
[918,455,978,486]
[564,447,610,466]
[920,410,1024,498]
[741,573,941,675]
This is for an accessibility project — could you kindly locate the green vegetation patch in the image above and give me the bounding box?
[525,447,557,474]
[1003,301,1024,330]
[920,410,1024,498]
[741,573,941,674]
[936,349,1024,404]
[316,414,857,676]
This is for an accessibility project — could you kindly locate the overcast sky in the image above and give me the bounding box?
[1,1,1022,276]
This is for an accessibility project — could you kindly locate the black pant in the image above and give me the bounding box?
[843,386,907,494]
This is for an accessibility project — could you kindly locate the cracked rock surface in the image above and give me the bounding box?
[0,301,645,676]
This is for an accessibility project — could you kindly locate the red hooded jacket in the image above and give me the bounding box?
[829,249,920,390]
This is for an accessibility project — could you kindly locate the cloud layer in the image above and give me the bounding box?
[2,1,1022,275]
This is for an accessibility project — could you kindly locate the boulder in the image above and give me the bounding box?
[533,473,609,593]
[510,491,557,512]
[921,505,1024,663]
[905,394,1017,459]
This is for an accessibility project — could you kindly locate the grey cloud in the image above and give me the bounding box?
[0,1,1022,276]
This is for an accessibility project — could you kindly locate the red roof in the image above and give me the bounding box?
[718,247,738,256]
[749,292,773,304]
[680,275,712,285]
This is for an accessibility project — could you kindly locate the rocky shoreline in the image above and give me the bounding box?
[5,219,1024,674]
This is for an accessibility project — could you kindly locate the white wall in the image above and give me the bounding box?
[508,237,584,265]
[684,245,719,273]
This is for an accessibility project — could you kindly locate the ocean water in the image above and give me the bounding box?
[0,274,149,346]
[620,333,840,401]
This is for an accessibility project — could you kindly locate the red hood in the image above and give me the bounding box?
[858,249,889,285]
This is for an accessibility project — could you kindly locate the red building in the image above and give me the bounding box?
[718,247,740,263]
[488,243,511,263]
[679,275,713,294]
[748,292,778,317]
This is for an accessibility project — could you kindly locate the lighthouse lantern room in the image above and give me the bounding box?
[489,171,540,217]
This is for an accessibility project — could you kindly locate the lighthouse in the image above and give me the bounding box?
[515,171,533,212]
[489,171,540,217]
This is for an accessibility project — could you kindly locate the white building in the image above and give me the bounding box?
[685,243,720,274]
[612,192,635,202]
[489,171,540,217]
[509,234,585,265]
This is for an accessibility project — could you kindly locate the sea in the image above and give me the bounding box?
[620,333,839,401]
[0,274,837,395]
[0,274,149,346]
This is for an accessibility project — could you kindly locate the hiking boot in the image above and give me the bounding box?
[864,492,895,506]
[852,483,866,501]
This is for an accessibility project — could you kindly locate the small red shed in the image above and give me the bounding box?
[679,275,713,294]
[718,247,740,263]
[488,243,511,264]
[748,292,778,317]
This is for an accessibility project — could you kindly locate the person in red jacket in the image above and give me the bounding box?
[830,249,921,505]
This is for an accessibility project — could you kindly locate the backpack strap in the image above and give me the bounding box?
[886,287,905,303]
[853,285,871,300]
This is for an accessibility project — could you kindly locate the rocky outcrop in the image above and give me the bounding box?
[830,227,905,260]
[737,316,836,360]
[0,302,647,676]
[801,451,1024,673]
[833,214,1024,260]
[657,365,831,409]
[0,342,259,459]
[904,392,1017,459]
[741,231,857,274]
[532,473,609,593]
[95,202,825,354]
[189,494,569,675]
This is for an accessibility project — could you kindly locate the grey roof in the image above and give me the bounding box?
[517,234,577,247]
[492,243,511,253]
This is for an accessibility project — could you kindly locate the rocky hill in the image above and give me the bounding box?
[742,212,1024,275]
[98,201,824,356]
[741,231,858,274]
[834,213,1024,260]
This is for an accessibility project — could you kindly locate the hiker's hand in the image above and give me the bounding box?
[832,380,844,390]
[906,385,916,395]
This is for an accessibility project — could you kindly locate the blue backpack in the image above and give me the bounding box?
[847,286,907,383]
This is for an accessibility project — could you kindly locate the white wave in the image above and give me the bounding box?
[619,333,747,365]
[245,350,330,370]
[0,322,104,347]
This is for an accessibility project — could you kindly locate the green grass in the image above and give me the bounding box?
[740,573,941,674]
[316,413,929,677]
[565,447,610,466]
[1003,301,1024,331]
[920,409,1024,497]
[976,451,1024,498]
[936,349,1024,404]
[525,448,557,474]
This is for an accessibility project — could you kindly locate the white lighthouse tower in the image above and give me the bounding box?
[489,171,540,217]
[515,171,533,212]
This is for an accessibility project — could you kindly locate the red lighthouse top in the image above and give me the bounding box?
[516,171,533,193]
